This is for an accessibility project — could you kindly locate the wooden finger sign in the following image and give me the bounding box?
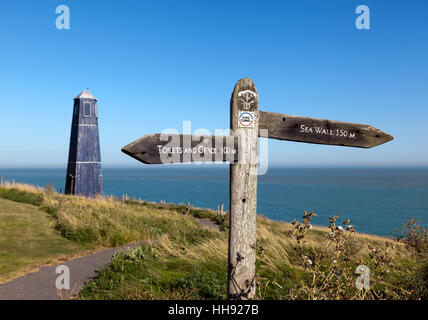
[121,134,239,164]
[258,111,393,148]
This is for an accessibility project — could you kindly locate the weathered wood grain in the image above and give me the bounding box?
[121,134,238,164]
[228,78,259,300]
[258,111,393,148]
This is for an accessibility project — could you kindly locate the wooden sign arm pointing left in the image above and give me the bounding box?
[121,134,239,164]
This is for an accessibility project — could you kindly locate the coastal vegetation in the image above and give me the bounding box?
[0,181,426,299]
[0,196,92,283]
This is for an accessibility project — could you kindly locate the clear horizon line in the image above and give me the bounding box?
[1,164,428,170]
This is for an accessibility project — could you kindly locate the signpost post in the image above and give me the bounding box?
[122,78,393,300]
[228,79,259,299]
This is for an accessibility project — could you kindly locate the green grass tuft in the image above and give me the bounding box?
[0,188,43,206]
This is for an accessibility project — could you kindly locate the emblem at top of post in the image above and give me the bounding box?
[238,90,257,110]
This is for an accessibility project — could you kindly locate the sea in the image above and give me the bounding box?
[0,166,427,237]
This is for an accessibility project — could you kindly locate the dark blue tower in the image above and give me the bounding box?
[65,89,102,197]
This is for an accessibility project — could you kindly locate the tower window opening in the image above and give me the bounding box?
[83,102,92,117]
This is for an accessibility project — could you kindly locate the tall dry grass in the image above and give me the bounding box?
[1,182,223,247]
[1,182,425,300]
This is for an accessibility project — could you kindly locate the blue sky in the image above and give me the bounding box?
[0,0,427,167]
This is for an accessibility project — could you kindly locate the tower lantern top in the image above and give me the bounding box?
[74,89,97,101]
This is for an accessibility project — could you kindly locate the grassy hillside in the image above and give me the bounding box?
[0,182,426,299]
[0,197,93,283]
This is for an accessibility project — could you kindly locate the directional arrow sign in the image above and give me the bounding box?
[121,78,394,301]
[258,111,393,148]
[121,134,239,164]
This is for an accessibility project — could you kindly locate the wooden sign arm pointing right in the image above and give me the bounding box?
[258,111,393,148]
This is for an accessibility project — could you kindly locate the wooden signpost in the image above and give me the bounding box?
[228,79,259,299]
[122,78,393,300]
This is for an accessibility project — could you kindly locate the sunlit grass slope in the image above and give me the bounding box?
[0,197,88,283]
[0,182,426,299]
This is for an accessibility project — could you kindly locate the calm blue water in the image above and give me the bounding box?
[0,167,427,237]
